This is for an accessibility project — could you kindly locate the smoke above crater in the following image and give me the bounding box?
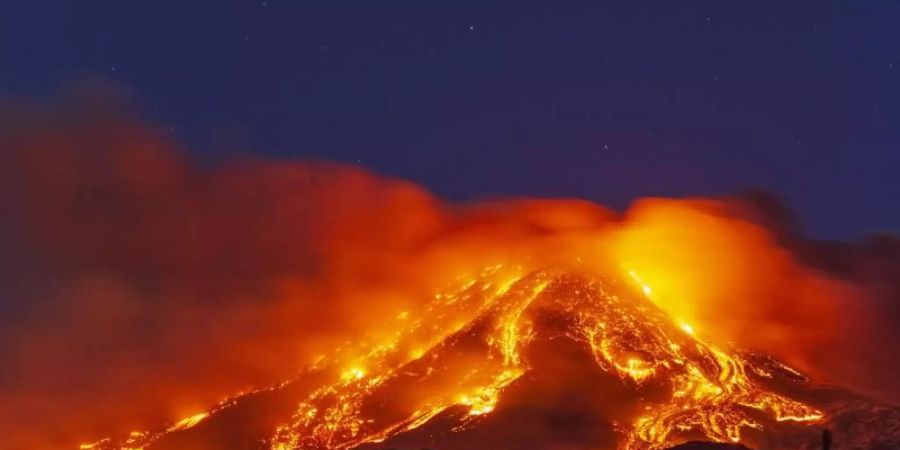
[0,94,897,450]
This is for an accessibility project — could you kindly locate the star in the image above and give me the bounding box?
[468,24,476,31]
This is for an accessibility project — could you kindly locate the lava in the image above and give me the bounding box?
[5,108,897,450]
[86,264,823,450]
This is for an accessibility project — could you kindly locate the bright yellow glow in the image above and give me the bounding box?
[622,358,655,381]
[167,412,208,432]
[341,367,366,381]
[79,439,109,449]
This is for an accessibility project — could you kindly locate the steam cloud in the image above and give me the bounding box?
[1,93,897,449]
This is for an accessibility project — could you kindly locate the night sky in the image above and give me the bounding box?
[2,1,898,238]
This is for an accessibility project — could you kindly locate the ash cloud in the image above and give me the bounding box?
[0,92,897,449]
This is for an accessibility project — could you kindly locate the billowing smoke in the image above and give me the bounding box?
[1,94,896,449]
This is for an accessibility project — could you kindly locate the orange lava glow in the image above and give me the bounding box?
[6,116,876,450]
[85,264,823,450]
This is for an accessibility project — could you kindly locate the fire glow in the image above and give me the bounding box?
[84,264,823,450]
[6,117,887,450]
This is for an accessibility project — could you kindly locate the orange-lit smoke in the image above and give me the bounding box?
[0,98,896,449]
[610,198,851,377]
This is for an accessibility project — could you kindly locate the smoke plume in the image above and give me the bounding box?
[0,94,897,449]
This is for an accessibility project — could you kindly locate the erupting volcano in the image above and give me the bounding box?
[82,263,838,450]
[4,117,899,450]
[6,2,900,448]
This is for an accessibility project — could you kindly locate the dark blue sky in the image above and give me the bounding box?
[2,1,898,238]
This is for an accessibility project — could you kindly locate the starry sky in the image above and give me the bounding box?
[2,1,898,238]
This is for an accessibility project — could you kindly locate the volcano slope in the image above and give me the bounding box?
[85,267,900,450]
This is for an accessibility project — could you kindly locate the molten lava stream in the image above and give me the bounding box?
[84,264,823,450]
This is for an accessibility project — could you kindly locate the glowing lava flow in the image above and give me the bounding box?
[85,264,823,450]
[269,264,547,450]
[265,265,822,450]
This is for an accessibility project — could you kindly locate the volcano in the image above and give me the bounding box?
[81,265,899,450]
